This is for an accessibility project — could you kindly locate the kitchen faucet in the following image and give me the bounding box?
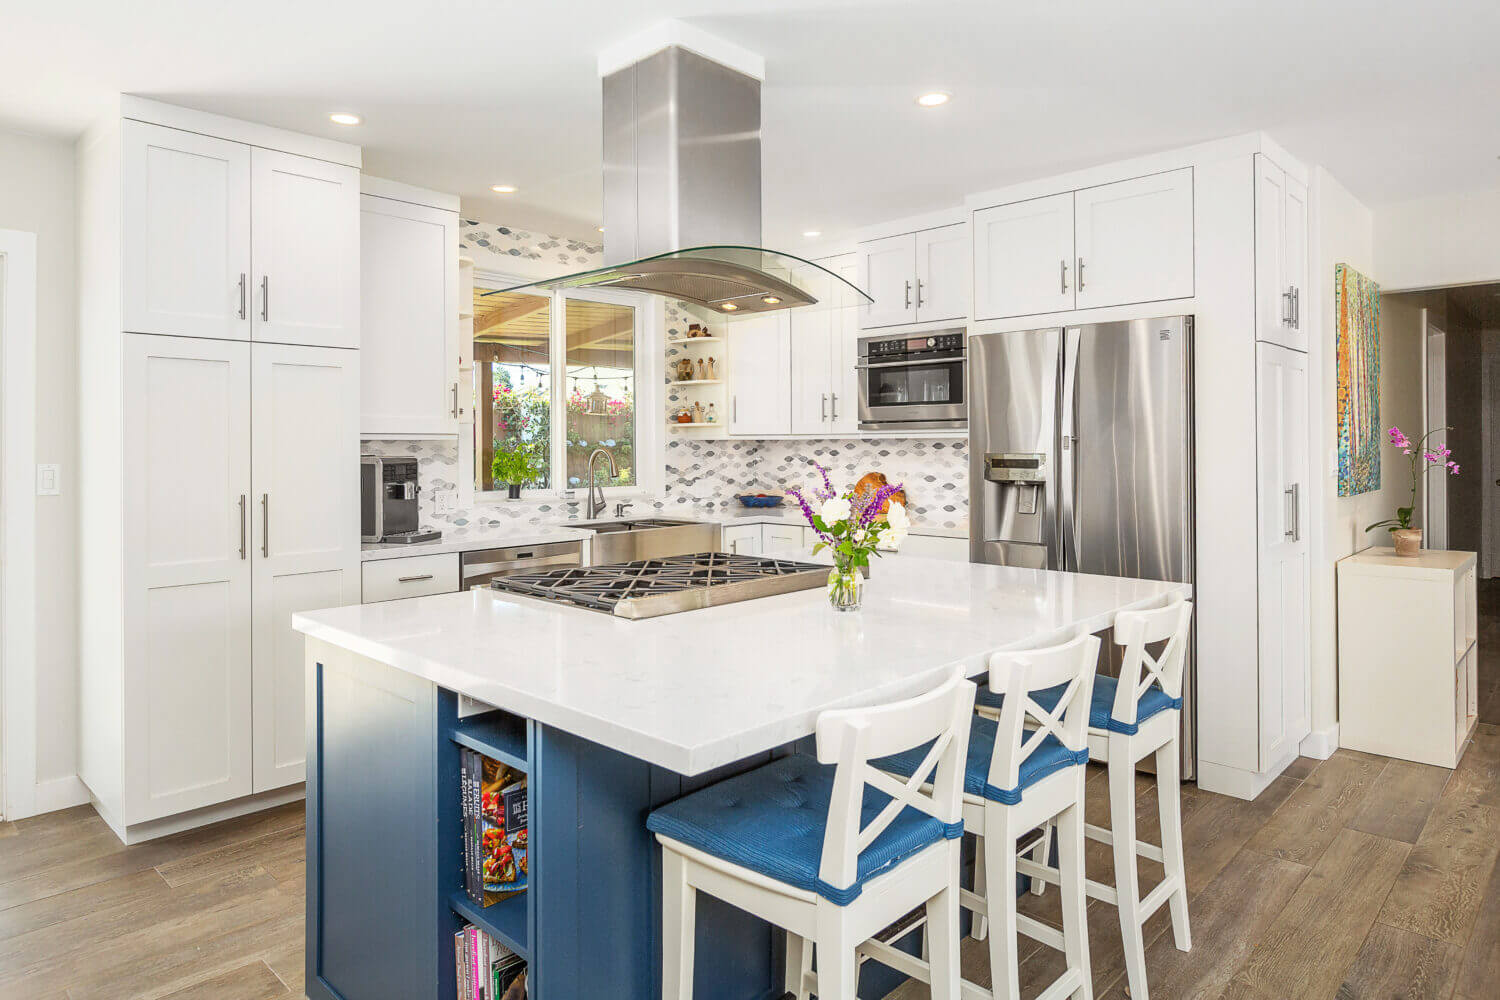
[586,448,618,519]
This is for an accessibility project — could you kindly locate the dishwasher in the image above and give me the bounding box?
[460,539,584,590]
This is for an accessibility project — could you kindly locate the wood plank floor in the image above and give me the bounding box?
[3,583,1498,999]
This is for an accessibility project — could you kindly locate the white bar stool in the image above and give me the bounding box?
[866,633,1101,1000]
[647,668,976,1000]
[1012,595,1194,1000]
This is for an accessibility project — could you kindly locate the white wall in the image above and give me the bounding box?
[0,127,80,807]
[1374,187,1500,292]
[1306,168,1424,748]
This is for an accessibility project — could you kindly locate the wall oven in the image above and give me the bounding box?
[857,329,967,431]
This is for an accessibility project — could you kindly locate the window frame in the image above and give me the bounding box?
[465,270,662,507]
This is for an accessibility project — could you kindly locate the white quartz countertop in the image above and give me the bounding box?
[360,525,594,561]
[360,509,966,561]
[295,558,1187,775]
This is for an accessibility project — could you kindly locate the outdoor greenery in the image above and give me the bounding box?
[489,366,635,491]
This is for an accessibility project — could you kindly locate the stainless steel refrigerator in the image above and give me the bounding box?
[968,316,1196,777]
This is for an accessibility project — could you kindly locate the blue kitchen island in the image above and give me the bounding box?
[292,557,1185,1000]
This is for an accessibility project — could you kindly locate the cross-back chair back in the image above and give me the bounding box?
[986,633,1101,795]
[1109,594,1193,729]
[814,668,976,895]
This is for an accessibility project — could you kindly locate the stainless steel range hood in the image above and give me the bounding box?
[484,37,869,315]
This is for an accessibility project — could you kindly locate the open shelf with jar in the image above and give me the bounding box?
[666,308,729,437]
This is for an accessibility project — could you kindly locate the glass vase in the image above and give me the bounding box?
[827,564,863,612]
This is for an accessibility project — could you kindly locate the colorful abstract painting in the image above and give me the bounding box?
[1336,263,1381,496]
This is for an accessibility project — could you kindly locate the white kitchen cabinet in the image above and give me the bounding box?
[858,225,969,330]
[1254,155,1309,352]
[790,305,835,435]
[250,148,360,349]
[362,553,461,603]
[727,312,791,435]
[123,335,255,822]
[1254,342,1310,769]
[973,193,1075,320]
[121,121,252,341]
[360,192,459,436]
[119,118,359,350]
[1338,550,1478,768]
[250,344,361,792]
[858,233,918,329]
[763,524,807,554]
[974,169,1194,319]
[828,256,861,435]
[1073,168,1194,310]
[913,224,969,324]
[723,524,763,556]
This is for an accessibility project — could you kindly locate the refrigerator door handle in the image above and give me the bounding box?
[1059,328,1081,571]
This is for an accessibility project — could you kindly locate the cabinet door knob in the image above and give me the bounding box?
[260,276,270,322]
[238,274,247,320]
[238,494,247,559]
[261,493,270,558]
[904,280,912,310]
[1060,259,1068,294]
[916,279,925,309]
[822,393,828,421]
[831,392,839,420]
[1077,258,1086,291]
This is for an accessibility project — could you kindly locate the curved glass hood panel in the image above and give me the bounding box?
[481,245,872,316]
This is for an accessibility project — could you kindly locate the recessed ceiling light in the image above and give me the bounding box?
[721,302,739,311]
[916,92,951,108]
[491,184,517,194]
[761,296,781,305]
[329,113,361,126]
[596,226,605,233]
[802,230,822,238]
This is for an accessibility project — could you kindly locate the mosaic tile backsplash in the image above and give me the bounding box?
[459,220,602,272]
[362,437,969,539]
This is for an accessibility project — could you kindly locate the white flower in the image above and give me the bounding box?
[877,527,902,550]
[885,501,910,532]
[852,528,868,543]
[820,496,852,525]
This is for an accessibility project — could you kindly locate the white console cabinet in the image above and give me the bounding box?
[1338,549,1479,768]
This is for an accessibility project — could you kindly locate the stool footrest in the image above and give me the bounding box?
[1018,912,1065,950]
[855,938,994,1000]
[1036,968,1086,1000]
[1139,875,1181,922]
[1083,821,1165,863]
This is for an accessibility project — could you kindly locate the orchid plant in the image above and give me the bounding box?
[786,462,909,610]
[1365,425,1460,534]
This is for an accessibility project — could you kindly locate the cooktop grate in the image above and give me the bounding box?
[489,552,829,618]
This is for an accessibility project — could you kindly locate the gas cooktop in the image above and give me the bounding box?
[488,551,829,620]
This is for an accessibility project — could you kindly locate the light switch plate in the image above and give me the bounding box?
[36,463,60,496]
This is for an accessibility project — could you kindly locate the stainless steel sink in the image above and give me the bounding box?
[582,518,721,564]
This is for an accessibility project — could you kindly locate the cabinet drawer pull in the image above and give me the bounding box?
[238,274,247,320]
[831,392,839,420]
[261,493,270,557]
[822,392,828,421]
[916,279,925,309]
[1077,257,1086,291]
[1282,288,1294,327]
[397,573,435,583]
[1060,259,1068,294]
[451,382,459,418]
[904,280,912,310]
[260,276,270,322]
[238,494,247,559]
[1292,287,1300,329]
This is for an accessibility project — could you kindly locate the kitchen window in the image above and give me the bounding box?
[470,276,659,500]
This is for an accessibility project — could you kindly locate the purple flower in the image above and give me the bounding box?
[812,461,837,503]
[1388,426,1412,450]
[858,482,906,527]
[1450,462,1461,475]
[785,486,833,543]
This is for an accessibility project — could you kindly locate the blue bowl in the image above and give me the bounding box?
[735,495,785,508]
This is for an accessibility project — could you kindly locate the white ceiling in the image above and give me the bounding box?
[3,0,1497,246]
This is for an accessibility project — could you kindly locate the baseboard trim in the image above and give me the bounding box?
[1300,723,1339,760]
[91,784,306,845]
[33,774,90,814]
[1196,746,1302,802]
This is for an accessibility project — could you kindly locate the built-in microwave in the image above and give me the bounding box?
[856,329,968,431]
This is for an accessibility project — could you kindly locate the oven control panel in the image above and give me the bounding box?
[864,331,965,359]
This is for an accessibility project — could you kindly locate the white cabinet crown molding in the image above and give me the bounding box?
[119,95,361,168]
[360,176,461,212]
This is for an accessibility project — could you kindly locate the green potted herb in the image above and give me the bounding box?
[491,446,539,500]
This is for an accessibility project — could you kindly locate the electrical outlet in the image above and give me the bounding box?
[433,489,456,514]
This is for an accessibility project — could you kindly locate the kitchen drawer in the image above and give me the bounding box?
[362,553,460,603]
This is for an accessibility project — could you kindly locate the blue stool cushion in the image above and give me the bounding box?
[646,753,963,907]
[874,713,1089,806]
[974,675,1181,736]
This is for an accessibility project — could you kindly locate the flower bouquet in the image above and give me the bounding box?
[786,462,909,612]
